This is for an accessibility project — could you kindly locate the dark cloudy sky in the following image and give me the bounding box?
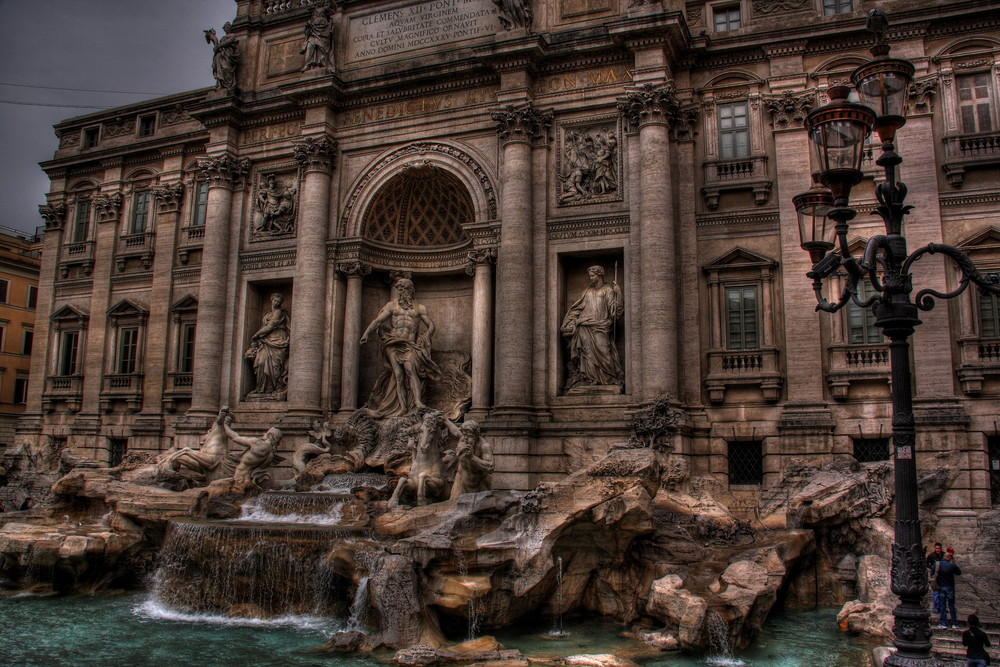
[0,0,236,236]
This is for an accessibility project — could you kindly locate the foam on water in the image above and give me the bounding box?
[135,598,339,634]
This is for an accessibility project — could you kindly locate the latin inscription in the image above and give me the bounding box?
[537,66,634,95]
[343,88,493,126]
[348,0,499,63]
[240,122,302,145]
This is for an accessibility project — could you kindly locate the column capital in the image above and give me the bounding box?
[337,260,372,278]
[465,247,497,276]
[617,83,680,130]
[38,202,67,230]
[763,89,816,131]
[152,182,185,213]
[293,136,338,173]
[492,102,552,146]
[92,193,124,223]
[196,155,250,189]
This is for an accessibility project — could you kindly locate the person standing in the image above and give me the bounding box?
[962,614,991,667]
[927,542,945,613]
[935,549,963,629]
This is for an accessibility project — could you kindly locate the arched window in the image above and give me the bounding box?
[362,167,472,247]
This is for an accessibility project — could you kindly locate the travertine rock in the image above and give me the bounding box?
[837,554,895,639]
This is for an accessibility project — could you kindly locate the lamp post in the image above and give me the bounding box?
[792,10,1000,667]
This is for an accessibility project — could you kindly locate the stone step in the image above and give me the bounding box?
[930,626,1000,664]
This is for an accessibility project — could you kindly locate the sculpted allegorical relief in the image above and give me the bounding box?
[559,125,620,205]
[204,23,240,92]
[301,5,334,72]
[251,173,298,239]
[361,278,443,418]
[493,0,532,30]
[561,265,624,392]
[246,292,290,400]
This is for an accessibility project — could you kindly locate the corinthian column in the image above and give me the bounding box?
[618,85,679,401]
[287,137,337,416]
[490,102,551,412]
[466,248,496,414]
[337,261,371,413]
[188,155,248,418]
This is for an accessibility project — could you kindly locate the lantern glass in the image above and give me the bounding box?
[852,59,914,118]
[793,183,836,259]
[804,87,876,199]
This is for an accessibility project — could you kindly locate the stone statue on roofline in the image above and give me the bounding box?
[204,23,240,92]
[301,5,334,72]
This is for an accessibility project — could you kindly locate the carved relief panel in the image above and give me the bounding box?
[555,116,623,207]
[249,170,300,242]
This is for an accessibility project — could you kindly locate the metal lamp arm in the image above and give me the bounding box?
[903,243,1000,311]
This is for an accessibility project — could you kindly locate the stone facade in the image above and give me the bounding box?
[0,231,41,448]
[24,0,1000,539]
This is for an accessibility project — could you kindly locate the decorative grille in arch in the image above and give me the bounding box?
[362,167,473,247]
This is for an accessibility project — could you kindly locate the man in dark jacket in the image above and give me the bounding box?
[927,542,945,613]
[963,614,991,667]
[935,550,962,629]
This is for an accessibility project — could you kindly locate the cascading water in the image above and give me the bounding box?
[705,609,744,667]
[346,576,370,632]
[234,491,349,525]
[453,549,482,641]
[548,555,568,638]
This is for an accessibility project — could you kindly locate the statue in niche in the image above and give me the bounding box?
[204,23,240,92]
[221,413,282,492]
[246,292,290,400]
[301,5,334,72]
[443,419,494,497]
[157,408,232,483]
[388,410,449,507]
[493,0,532,30]
[559,129,619,203]
[361,278,442,418]
[561,265,624,392]
[252,173,297,238]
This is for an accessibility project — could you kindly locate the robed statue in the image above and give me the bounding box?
[561,265,624,391]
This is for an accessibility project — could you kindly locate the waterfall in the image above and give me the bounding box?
[234,492,347,525]
[548,555,568,638]
[453,549,481,641]
[346,576,370,632]
[706,609,744,666]
[145,520,349,622]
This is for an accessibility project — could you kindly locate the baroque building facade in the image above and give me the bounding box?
[24,0,1000,536]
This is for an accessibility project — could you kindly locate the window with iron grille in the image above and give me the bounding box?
[823,0,852,15]
[109,438,128,468]
[191,180,209,227]
[847,280,882,344]
[72,199,91,243]
[989,436,1000,506]
[718,101,750,159]
[957,73,994,134]
[729,440,763,485]
[713,5,741,32]
[130,191,152,234]
[853,437,890,462]
[980,291,1000,338]
[726,285,759,350]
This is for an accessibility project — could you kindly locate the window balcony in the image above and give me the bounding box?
[701,155,771,210]
[115,231,155,271]
[163,371,193,413]
[42,375,83,412]
[59,240,95,279]
[100,372,144,412]
[942,131,1000,188]
[177,225,205,265]
[704,347,782,403]
[956,337,1000,395]
[825,343,890,400]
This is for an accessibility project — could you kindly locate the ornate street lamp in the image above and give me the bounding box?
[793,10,1000,667]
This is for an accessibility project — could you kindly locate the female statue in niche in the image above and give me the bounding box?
[561,265,624,391]
[246,292,290,399]
[301,6,334,72]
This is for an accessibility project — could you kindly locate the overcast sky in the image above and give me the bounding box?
[0,0,236,236]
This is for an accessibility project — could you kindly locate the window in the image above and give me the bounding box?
[989,436,1000,506]
[728,441,763,485]
[21,329,33,356]
[72,199,91,243]
[0,324,5,352]
[957,73,994,134]
[109,439,128,468]
[0,279,9,304]
[27,286,37,310]
[138,114,156,137]
[718,101,750,159]
[116,326,139,375]
[59,330,79,375]
[726,286,759,350]
[847,281,882,344]
[13,377,28,404]
[714,5,741,32]
[853,437,890,462]
[130,190,152,234]
[83,127,100,148]
[981,291,1000,338]
[179,322,196,373]
[823,0,852,15]
[191,179,209,227]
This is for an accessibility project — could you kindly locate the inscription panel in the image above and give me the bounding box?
[347,0,499,63]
